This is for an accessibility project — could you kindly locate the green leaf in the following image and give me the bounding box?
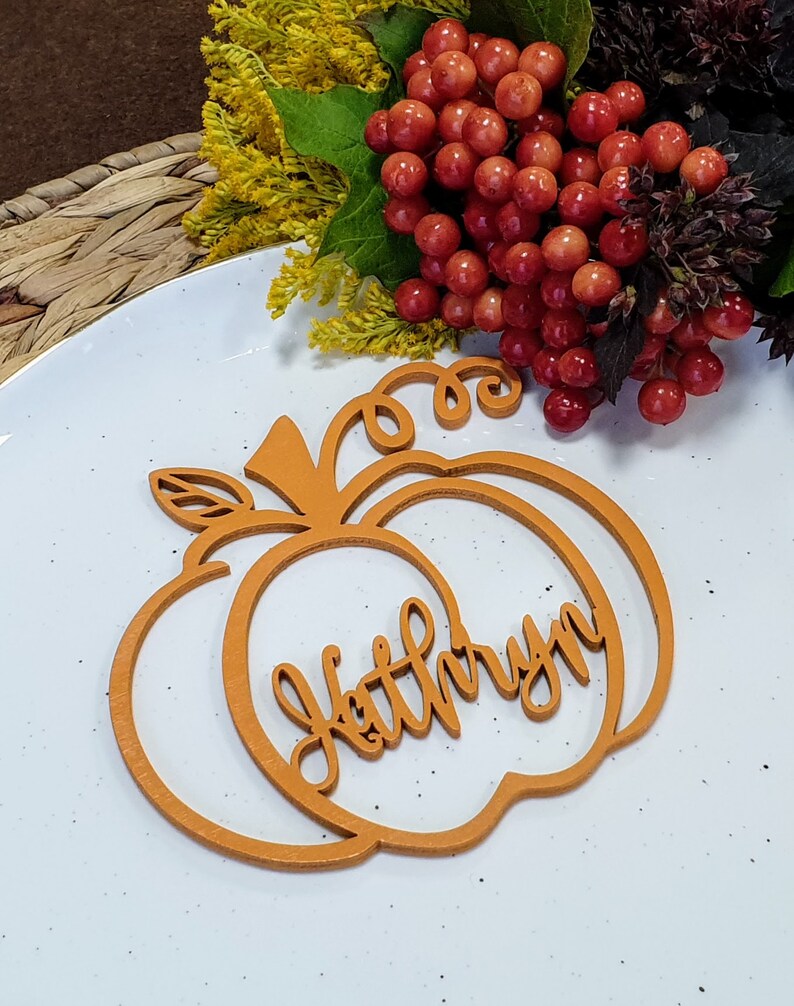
[269,84,378,177]
[467,0,594,84]
[771,238,794,297]
[268,85,420,289]
[360,6,435,103]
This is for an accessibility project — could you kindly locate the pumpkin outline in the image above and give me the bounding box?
[110,358,673,871]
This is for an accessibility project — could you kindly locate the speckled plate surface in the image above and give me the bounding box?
[1,248,792,1003]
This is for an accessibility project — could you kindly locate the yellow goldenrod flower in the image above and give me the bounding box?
[188,0,469,355]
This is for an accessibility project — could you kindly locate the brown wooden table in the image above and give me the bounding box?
[0,0,209,198]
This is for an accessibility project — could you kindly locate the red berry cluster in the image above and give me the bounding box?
[365,17,756,433]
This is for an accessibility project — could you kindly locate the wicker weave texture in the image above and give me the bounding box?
[0,134,217,384]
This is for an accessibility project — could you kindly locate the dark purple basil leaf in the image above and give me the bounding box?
[770,40,794,95]
[758,299,794,363]
[635,262,662,315]
[594,311,647,404]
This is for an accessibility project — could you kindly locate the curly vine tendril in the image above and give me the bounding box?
[318,359,523,480]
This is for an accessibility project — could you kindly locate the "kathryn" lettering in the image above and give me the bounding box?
[272,597,605,795]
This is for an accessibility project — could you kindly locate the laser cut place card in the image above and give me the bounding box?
[1,249,792,1003]
[112,357,672,870]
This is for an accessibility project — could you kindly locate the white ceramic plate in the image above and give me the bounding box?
[1,248,792,1003]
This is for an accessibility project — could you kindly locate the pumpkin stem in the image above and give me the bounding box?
[245,415,332,519]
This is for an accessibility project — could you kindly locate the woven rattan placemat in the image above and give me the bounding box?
[0,134,217,384]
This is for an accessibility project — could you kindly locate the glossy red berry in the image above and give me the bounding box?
[499,327,544,367]
[402,51,429,84]
[365,110,394,154]
[543,388,592,432]
[558,346,600,387]
[433,142,480,190]
[599,166,632,216]
[387,100,437,152]
[467,32,488,57]
[394,278,440,322]
[474,156,518,203]
[703,292,755,340]
[588,319,609,339]
[597,131,645,171]
[422,18,469,61]
[494,71,543,120]
[383,195,431,234]
[541,270,578,310]
[516,131,563,173]
[444,249,490,297]
[474,37,520,85]
[679,146,729,196]
[634,330,667,369]
[419,254,448,286]
[461,107,509,157]
[638,378,687,425]
[473,287,506,332]
[502,284,546,329]
[560,148,602,186]
[604,81,647,124]
[513,166,558,213]
[380,151,428,198]
[407,67,445,110]
[572,261,621,307]
[437,99,477,142]
[598,219,649,267]
[431,51,478,99]
[541,307,587,349]
[487,240,511,282]
[462,194,501,242]
[567,92,619,144]
[517,107,566,140]
[414,213,462,257]
[557,181,603,228]
[532,346,565,388]
[643,290,679,335]
[541,225,591,272]
[677,348,725,395]
[641,121,691,173]
[504,241,546,286]
[670,313,712,350]
[440,292,475,329]
[517,42,567,92]
[496,200,540,242]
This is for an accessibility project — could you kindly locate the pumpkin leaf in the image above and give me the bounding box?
[268,85,420,289]
[466,0,594,85]
[150,469,255,532]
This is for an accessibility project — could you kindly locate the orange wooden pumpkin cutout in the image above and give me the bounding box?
[110,358,673,871]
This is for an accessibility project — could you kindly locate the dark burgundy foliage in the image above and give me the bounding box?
[623,165,776,311]
[758,301,794,362]
[585,0,794,141]
[594,165,776,399]
[588,0,791,96]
